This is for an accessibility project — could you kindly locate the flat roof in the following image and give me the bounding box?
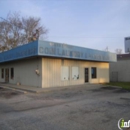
[0,40,117,63]
[117,53,130,60]
[125,37,130,40]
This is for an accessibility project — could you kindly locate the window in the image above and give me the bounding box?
[91,67,97,79]
[72,67,79,80]
[10,68,14,79]
[1,69,4,79]
[61,66,69,80]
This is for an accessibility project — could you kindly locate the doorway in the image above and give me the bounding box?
[85,68,89,83]
[5,68,9,83]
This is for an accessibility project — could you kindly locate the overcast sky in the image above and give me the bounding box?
[0,0,130,52]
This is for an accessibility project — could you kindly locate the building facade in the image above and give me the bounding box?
[0,40,116,88]
[110,36,130,82]
[110,54,130,82]
[125,37,130,53]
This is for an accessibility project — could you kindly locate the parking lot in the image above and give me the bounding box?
[0,84,130,130]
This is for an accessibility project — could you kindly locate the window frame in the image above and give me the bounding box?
[72,66,79,80]
[61,66,69,81]
[91,67,97,79]
[10,68,14,80]
[1,68,4,79]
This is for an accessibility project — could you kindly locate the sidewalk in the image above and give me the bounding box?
[0,83,39,93]
[0,82,104,93]
[0,83,85,93]
[0,83,66,93]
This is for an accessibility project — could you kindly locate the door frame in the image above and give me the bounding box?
[84,68,89,83]
[5,68,9,83]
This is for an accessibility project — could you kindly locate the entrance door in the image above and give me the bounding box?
[85,68,89,83]
[5,68,9,82]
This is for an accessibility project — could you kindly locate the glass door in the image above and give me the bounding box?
[5,68,9,83]
[85,68,89,83]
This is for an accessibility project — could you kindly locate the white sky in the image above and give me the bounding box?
[0,0,130,53]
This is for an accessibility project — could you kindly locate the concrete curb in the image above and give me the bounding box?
[0,83,108,93]
[0,86,27,94]
[0,84,38,93]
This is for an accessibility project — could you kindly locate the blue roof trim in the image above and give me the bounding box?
[0,40,117,63]
[0,41,38,63]
[38,40,117,62]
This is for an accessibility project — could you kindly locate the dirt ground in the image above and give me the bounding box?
[0,84,130,130]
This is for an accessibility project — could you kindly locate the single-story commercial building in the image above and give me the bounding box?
[0,40,116,88]
[110,54,130,82]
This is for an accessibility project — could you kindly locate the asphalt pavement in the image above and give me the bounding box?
[0,84,130,130]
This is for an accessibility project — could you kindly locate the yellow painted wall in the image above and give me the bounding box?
[42,58,109,88]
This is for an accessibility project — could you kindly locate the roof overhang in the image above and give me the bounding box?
[0,40,117,63]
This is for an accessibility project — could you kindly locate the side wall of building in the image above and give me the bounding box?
[110,60,130,82]
[0,58,42,87]
[42,58,109,88]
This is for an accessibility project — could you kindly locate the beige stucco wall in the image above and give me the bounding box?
[0,57,109,88]
[42,58,109,88]
[0,57,42,87]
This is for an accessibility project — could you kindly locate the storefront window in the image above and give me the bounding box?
[61,66,69,80]
[91,67,97,78]
[72,67,79,80]
[10,68,14,79]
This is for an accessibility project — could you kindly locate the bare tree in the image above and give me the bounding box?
[0,12,48,52]
[22,16,47,43]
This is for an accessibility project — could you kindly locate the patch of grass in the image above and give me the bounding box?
[106,82,130,90]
